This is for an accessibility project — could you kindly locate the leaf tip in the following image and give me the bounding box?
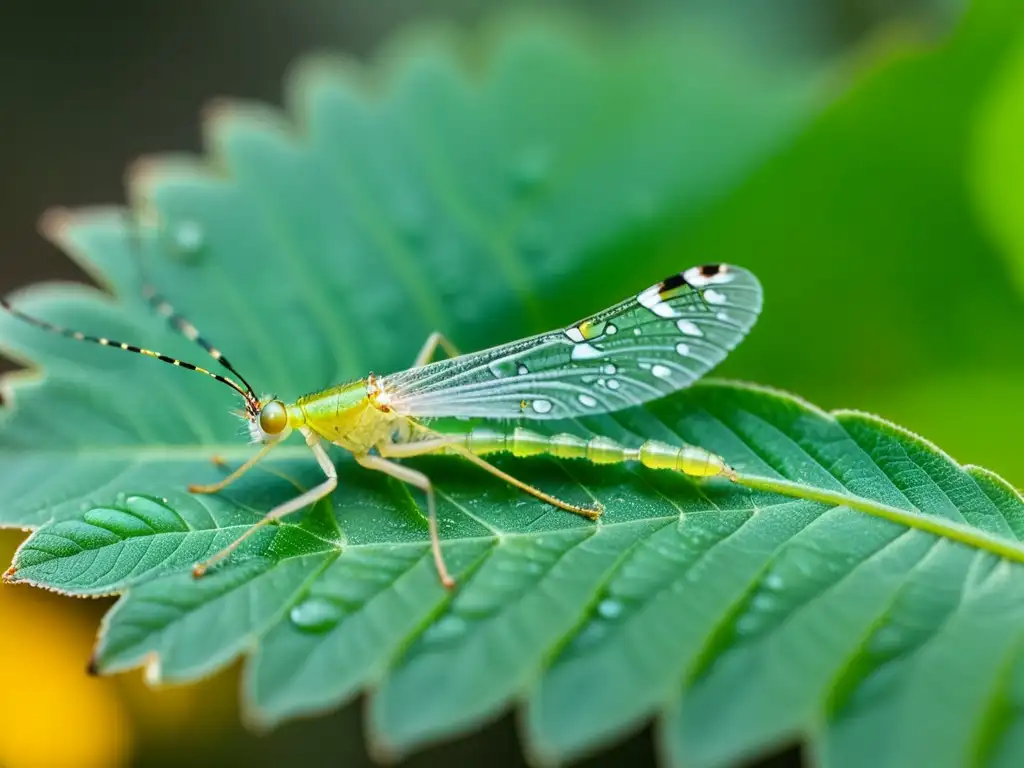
[199,95,238,128]
[37,206,75,245]
[86,654,99,677]
[366,731,402,767]
[124,155,163,194]
[2,564,16,582]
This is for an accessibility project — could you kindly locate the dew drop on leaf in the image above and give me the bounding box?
[763,572,785,590]
[509,145,552,193]
[868,624,907,656]
[572,620,609,651]
[172,220,205,257]
[735,614,765,637]
[750,592,778,613]
[289,596,344,634]
[422,614,467,644]
[523,559,544,575]
[597,598,624,620]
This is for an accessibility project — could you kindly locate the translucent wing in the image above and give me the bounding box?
[382,264,762,420]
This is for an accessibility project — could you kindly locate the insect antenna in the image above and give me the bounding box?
[126,214,260,403]
[141,282,260,400]
[0,296,260,414]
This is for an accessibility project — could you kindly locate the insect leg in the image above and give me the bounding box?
[355,454,455,590]
[449,446,604,520]
[192,433,337,577]
[412,331,461,368]
[188,441,276,494]
[377,434,465,458]
[378,435,603,521]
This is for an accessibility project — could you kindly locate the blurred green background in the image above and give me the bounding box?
[0,1,1020,766]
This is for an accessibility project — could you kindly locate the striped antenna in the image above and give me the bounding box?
[141,281,260,402]
[0,296,260,415]
[127,214,260,403]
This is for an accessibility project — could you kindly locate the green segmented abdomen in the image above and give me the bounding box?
[459,427,729,478]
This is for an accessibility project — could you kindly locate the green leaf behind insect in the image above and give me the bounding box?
[3,11,1023,768]
[970,23,1024,295]
[677,0,1024,489]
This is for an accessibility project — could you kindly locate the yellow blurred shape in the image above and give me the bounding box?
[0,532,132,768]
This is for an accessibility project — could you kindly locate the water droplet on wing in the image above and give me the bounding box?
[570,343,602,361]
[677,320,703,337]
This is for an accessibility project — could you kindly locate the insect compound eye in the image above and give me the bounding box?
[258,400,289,435]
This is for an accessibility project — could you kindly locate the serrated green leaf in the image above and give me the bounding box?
[7,492,340,596]
[0,15,820,531]
[4,12,1021,768]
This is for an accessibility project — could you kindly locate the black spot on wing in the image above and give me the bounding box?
[658,272,689,294]
[699,263,725,278]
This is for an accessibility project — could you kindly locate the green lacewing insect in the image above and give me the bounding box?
[1,262,762,588]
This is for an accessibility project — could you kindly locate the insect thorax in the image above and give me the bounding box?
[296,378,400,454]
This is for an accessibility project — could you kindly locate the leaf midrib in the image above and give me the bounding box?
[8,435,1024,566]
[737,475,1024,566]
[20,501,809,564]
